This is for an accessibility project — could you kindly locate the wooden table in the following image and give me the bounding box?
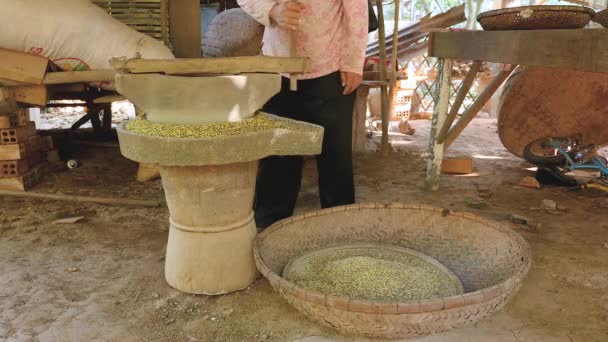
[425,28,608,190]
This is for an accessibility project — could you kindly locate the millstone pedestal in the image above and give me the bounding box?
[115,72,323,294]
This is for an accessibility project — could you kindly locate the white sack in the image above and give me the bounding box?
[0,0,174,87]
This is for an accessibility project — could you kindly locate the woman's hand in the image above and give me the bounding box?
[269,1,306,31]
[341,71,363,95]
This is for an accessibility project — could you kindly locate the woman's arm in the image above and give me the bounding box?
[340,0,369,76]
[238,0,304,30]
[339,0,368,94]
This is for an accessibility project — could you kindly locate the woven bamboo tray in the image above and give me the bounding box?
[255,203,532,339]
[498,67,608,157]
[477,6,594,30]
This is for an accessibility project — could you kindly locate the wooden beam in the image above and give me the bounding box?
[444,66,515,148]
[437,60,482,144]
[169,0,202,58]
[8,85,48,106]
[110,56,312,75]
[428,29,608,74]
[43,70,115,85]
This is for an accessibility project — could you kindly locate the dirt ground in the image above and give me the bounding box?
[1,117,607,342]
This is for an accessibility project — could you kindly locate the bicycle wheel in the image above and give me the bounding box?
[523,137,569,166]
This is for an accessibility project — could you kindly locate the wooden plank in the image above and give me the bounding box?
[43,70,116,85]
[0,78,32,87]
[169,0,201,57]
[93,95,127,104]
[428,29,608,74]
[0,48,50,85]
[8,85,48,106]
[110,56,312,75]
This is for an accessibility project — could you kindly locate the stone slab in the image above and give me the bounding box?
[117,114,324,166]
[114,73,281,125]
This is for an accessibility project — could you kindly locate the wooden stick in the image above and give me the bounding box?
[444,66,515,148]
[437,60,482,144]
[376,0,390,156]
[425,59,452,191]
[43,70,115,85]
[0,190,161,207]
[386,0,401,157]
[110,56,311,75]
[93,95,126,104]
[290,29,298,91]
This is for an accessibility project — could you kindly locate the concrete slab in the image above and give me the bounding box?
[115,73,281,125]
[117,114,323,166]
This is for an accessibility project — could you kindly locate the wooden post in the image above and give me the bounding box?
[426,59,452,191]
[437,60,482,144]
[169,0,202,58]
[352,86,370,152]
[443,65,515,148]
[290,30,298,91]
[386,0,401,157]
[376,0,390,156]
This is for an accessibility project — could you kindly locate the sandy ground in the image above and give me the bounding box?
[1,116,608,342]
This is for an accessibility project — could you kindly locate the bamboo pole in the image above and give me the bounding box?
[386,0,401,157]
[376,0,391,156]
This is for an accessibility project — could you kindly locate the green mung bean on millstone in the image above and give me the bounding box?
[283,246,463,303]
[125,113,289,138]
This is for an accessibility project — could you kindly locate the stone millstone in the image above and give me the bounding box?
[116,114,324,166]
[115,72,281,125]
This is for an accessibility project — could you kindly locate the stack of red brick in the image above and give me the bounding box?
[0,109,57,191]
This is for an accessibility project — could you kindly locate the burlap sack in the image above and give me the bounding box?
[203,8,264,58]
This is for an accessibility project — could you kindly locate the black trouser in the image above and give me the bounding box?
[254,71,356,228]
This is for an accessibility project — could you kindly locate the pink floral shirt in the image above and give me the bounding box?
[237,0,368,79]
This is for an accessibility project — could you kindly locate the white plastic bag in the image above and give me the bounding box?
[0,0,174,88]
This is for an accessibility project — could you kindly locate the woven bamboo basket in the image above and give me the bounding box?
[498,67,608,157]
[477,6,594,31]
[254,203,531,339]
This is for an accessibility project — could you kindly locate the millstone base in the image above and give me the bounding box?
[160,162,259,295]
[165,214,258,295]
